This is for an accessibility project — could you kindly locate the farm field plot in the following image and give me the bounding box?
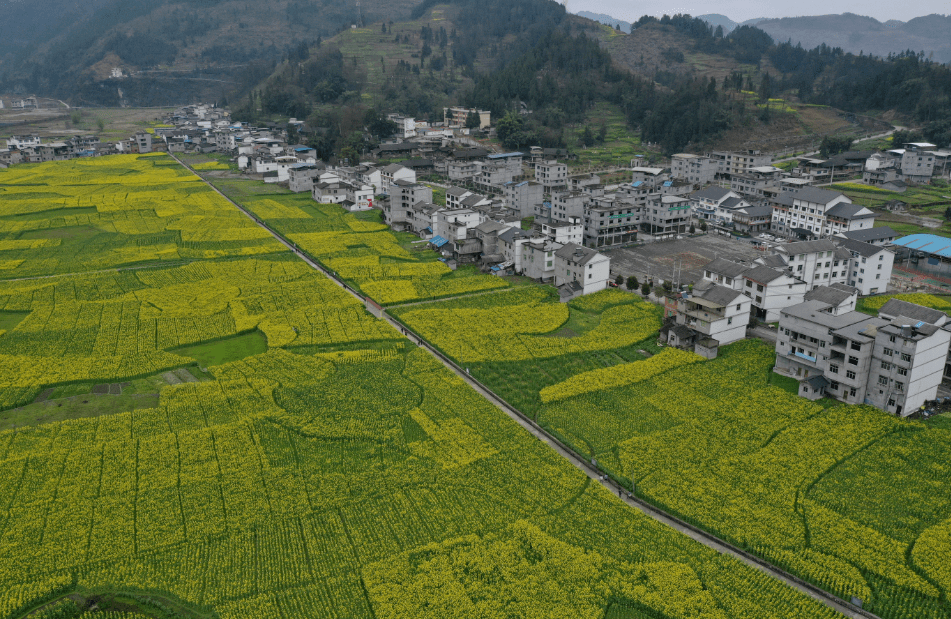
[397,288,951,619]
[0,156,851,619]
[207,177,510,305]
[0,155,285,279]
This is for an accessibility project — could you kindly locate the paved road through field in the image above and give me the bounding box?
[174,154,877,619]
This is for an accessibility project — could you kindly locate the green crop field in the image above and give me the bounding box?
[395,288,951,619]
[0,154,861,619]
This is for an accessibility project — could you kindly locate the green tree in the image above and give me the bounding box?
[615,274,624,286]
[699,221,707,232]
[597,123,608,143]
[70,110,82,125]
[465,111,481,130]
[581,126,595,147]
[364,108,397,138]
[96,118,105,132]
[641,282,651,296]
[626,275,638,290]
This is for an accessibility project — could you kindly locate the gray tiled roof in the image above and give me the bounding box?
[840,226,897,242]
[836,238,886,258]
[826,202,873,219]
[792,186,847,205]
[804,285,856,307]
[878,299,946,324]
[742,265,785,284]
[555,243,603,266]
[692,280,746,306]
[692,186,732,201]
[704,257,748,278]
[778,239,839,255]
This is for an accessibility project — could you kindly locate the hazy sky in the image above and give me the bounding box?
[569,0,950,23]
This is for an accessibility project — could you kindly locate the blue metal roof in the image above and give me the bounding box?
[631,181,643,188]
[490,265,501,271]
[431,235,448,247]
[424,227,432,233]
[892,234,951,258]
[542,201,552,209]
[487,152,523,159]
[294,147,312,152]
[663,181,673,187]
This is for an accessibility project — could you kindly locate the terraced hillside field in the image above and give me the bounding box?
[0,155,848,619]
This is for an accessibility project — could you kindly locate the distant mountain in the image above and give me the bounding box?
[0,0,420,106]
[696,14,738,33]
[575,10,631,33]
[754,13,951,63]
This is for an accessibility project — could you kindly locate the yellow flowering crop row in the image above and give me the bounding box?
[540,348,703,403]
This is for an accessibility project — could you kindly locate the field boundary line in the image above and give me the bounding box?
[174,154,879,619]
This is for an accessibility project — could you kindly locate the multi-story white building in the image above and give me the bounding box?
[536,160,568,189]
[6,135,41,149]
[702,258,810,322]
[770,187,875,239]
[666,280,752,347]
[554,243,611,295]
[380,164,416,193]
[288,164,325,193]
[671,153,718,184]
[540,218,583,245]
[549,190,586,222]
[837,238,895,295]
[387,114,417,139]
[771,239,852,290]
[448,160,481,182]
[775,298,951,415]
[312,181,374,210]
[689,186,741,222]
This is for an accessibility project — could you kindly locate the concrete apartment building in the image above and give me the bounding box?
[775,298,950,416]
[583,196,640,248]
[549,190,586,221]
[710,150,772,175]
[837,238,895,295]
[288,164,324,193]
[448,160,480,182]
[540,218,583,245]
[897,142,936,183]
[671,153,718,184]
[503,180,543,218]
[443,107,491,128]
[771,239,852,290]
[521,240,561,282]
[536,160,568,189]
[554,243,611,296]
[642,196,692,236]
[730,166,782,199]
[474,162,516,193]
[770,187,875,239]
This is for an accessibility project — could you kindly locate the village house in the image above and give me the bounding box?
[670,153,718,185]
[553,243,611,298]
[662,280,752,351]
[535,160,568,189]
[774,297,950,415]
[503,180,544,218]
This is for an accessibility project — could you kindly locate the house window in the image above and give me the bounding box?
[900,353,911,362]
[850,342,861,351]
[878,375,889,386]
[888,398,896,407]
[849,387,857,397]
[846,370,856,379]
[897,367,907,376]
[883,348,892,356]
[829,363,840,374]
[728,317,733,325]
[736,304,742,311]
[895,381,904,392]
[881,361,891,370]
[889,336,896,343]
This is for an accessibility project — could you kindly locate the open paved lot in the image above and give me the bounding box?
[604,233,764,287]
